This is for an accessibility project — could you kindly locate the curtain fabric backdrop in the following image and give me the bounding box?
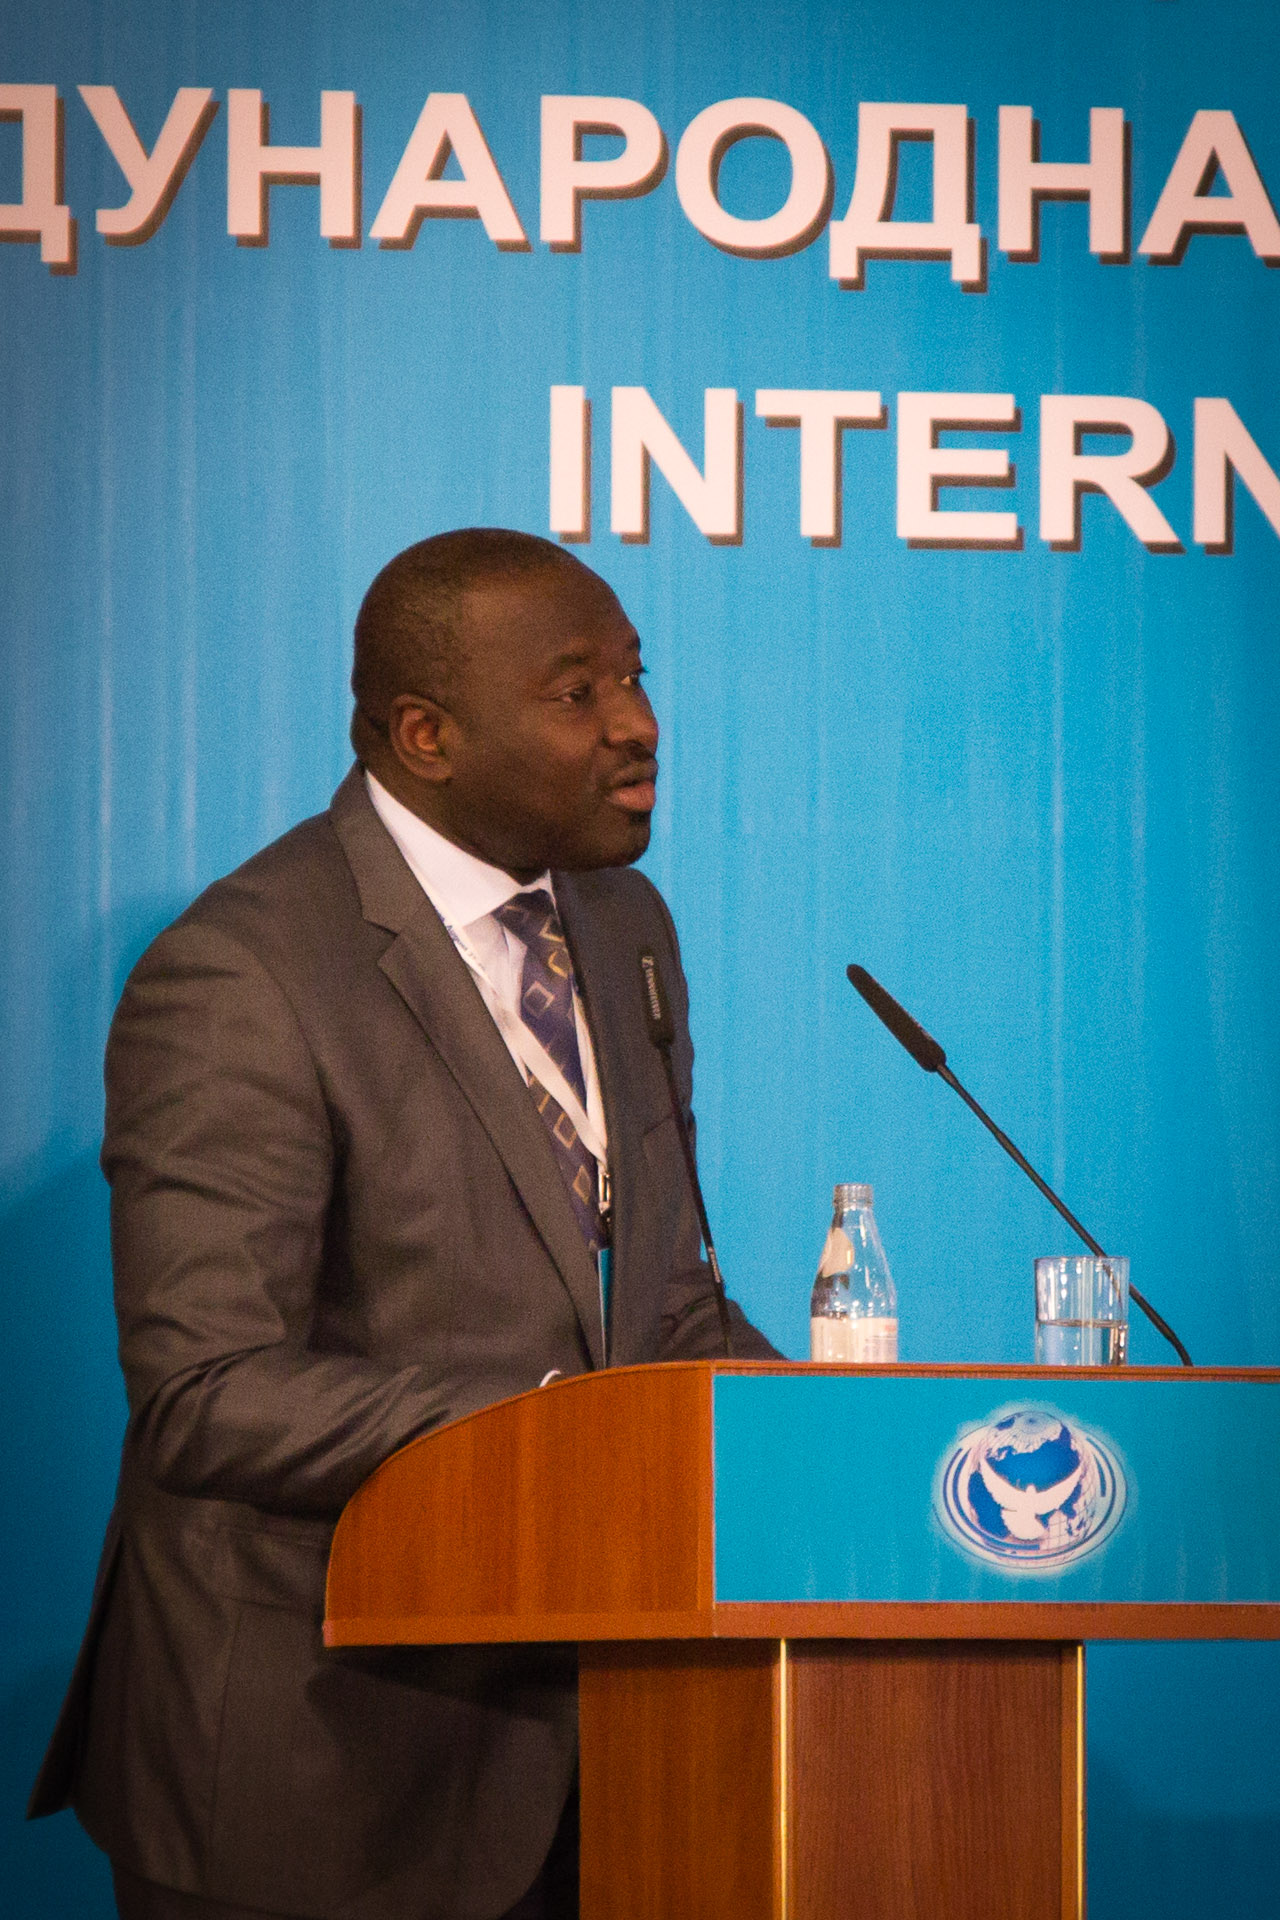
[3,3,1278,1912]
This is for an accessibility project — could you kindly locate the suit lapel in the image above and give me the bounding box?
[555,872,652,1364]
[329,769,606,1368]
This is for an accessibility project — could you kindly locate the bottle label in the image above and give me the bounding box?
[810,1316,899,1364]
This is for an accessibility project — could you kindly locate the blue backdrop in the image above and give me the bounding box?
[3,1,1278,1912]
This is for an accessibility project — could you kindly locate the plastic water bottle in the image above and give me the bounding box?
[810,1183,899,1363]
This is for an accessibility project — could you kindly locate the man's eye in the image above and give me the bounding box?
[557,683,591,705]
[622,666,647,689]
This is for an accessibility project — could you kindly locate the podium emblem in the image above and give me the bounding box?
[936,1407,1127,1570]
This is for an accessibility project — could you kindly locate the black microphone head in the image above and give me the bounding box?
[847,965,947,1074]
[639,949,675,1048]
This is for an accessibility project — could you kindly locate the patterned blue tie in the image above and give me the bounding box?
[495,890,605,1255]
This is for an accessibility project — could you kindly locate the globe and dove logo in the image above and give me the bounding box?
[936,1408,1127,1569]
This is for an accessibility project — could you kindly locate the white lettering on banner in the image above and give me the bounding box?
[754,390,884,541]
[370,94,527,248]
[1139,110,1280,263]
[1040,395,1181,550]
[540,96,666,251]
[0,85,74,269]
[79,86,215,243]
[11,89,1280,289]
[611,388,741,541]
[897,394,1021,546]
[1193,398,1280,549]
[555,387,1280,554]
[829,103,982,288]
[549,385,590,540]
[226,89,359,244]
[675,98,830,257]
[998,106,1126,260]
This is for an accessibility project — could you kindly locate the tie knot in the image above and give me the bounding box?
[495,890,563,952]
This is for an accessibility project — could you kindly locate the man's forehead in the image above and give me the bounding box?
[458,571,637,659]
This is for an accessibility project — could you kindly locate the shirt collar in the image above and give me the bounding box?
[365,770,552,933]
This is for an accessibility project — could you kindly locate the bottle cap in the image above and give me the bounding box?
[834,1182,873,1209]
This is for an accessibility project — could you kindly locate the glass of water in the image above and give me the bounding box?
[1035,1255,1129,1365]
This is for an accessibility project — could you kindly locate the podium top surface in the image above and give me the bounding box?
[325,1362,1280,1648]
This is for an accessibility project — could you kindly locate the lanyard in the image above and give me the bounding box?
[451,916,614,1360]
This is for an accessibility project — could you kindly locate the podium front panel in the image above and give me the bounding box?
[325,1363,1280,1646]
[713,1370,1280,1608]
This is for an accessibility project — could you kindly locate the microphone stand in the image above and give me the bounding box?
[847,965,1193,1367]
[640,951,734,1358]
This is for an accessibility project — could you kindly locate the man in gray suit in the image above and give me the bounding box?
[30,529,774,1920]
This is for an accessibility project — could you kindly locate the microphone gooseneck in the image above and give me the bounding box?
[639,950,733,1358]
[846,963,1193,1368]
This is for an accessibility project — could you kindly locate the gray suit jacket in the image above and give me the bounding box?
[30,768,773,1919]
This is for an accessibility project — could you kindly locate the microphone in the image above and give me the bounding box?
[639,950,733,1357]
[846,964,1193,1368]
[847,964,946,1073]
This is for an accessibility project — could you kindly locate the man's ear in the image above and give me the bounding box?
[388,692,455,785]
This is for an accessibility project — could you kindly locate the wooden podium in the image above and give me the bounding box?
[325,1362,1280,1920]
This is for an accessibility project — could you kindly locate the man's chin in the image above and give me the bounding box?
[560,814,653,871]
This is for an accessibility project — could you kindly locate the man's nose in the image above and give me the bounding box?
[603,683,660,752]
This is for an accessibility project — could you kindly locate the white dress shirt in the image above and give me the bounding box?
[365,772,609,1173]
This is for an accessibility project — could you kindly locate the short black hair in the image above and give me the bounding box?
[351,527,589,732]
